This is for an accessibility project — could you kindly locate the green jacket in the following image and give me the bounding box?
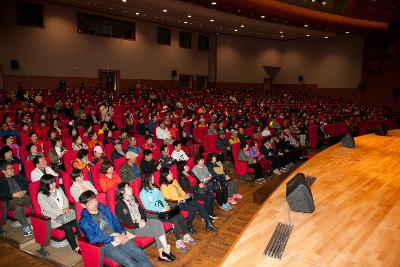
[119,162,141,183]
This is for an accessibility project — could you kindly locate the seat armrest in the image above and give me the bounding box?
[78,237,105,267]
[31,213,51,246]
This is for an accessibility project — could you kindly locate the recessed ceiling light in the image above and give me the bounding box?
[304,24,309,27]
[209,19,214,22]
[280,31,283,34]
[261,15,265,19]
[187,15,191,18]
[306,34,310,37]
[234,29,238,32]
[280,35,284,38]
[135,12,139,15]
[345,31,350,34]
[211,2,217,5]
[322,1,326,5]
[184,21,187,24]
[163,9,167,12]
[240,25,245,28]
[324,36,328,39]
[237,9,241,12]
[122,0,126,2]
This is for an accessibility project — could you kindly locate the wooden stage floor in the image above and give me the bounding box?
[221,130,400,267]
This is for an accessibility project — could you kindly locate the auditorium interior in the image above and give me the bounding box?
[0,0,400,266]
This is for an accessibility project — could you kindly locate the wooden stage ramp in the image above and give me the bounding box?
[221,130,400,267]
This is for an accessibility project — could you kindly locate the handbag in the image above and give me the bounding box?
[55,212,76,224]
[158,203,180,221]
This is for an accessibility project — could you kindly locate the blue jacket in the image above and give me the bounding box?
[140,187,167,213]
[79,203,125,244]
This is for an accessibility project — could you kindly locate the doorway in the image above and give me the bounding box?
[179,74,193,89]
[195,76,208,90]
[99,70,120,90]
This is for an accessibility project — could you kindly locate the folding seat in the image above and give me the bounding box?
[62,137,73,151]
[105,143,114,161]
[43,141,52,157]
[193,127,208,144]
[122,139,129,151]
[91,162,103,192]
[203,134,223,153]
[29,179,78,257]
[307,125,319,148]
[112,130,121,140]
[61,128,69,138]
[63,150,78,174]
[231,143,254,177]
[244,127,254,137]
[24,160,35,182]
[187,157,195,169]
[113,156,126,174]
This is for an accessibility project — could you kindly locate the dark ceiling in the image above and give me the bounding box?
[182,0,398,32]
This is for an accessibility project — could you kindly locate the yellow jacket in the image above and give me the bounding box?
[160,180,187,202]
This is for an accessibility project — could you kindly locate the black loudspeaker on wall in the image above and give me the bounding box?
[298,75,303,82]
[375,125,387,136]
[11,60,20,70]
[342,134,355,148]
[286,173,315,213]
[171,70,177,77]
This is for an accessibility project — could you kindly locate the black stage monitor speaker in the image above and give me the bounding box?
[11,60,20,70]
[171,70,177,77]
[286,173,315,213]
[375,125,387,136]
[342,134,355,148]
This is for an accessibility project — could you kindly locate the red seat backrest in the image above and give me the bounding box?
[153,171,160,187]
[203,134,217,152]
[114,157,126,174]
[24,160,35,182]
[105,143,114,161]
[130,178,144,208]
[106,188,118,215]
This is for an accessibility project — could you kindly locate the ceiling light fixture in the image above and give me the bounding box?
[240,25,245,28]
[135,12,140,15]
[108,7,114,10]
[122,0,127,2]
[184,21,187,24]
[209,19,214,22]
[345,31,350,34]
[162,9,167,12]
[211,2,217,5]
[306,34,310,37]
[187,15,191,18]
[280,35,284,38]
[280,31,283,34]
[324,36,328,39]
[234,29,238,32]
[304,24,309,27]
[261,15,265,19]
